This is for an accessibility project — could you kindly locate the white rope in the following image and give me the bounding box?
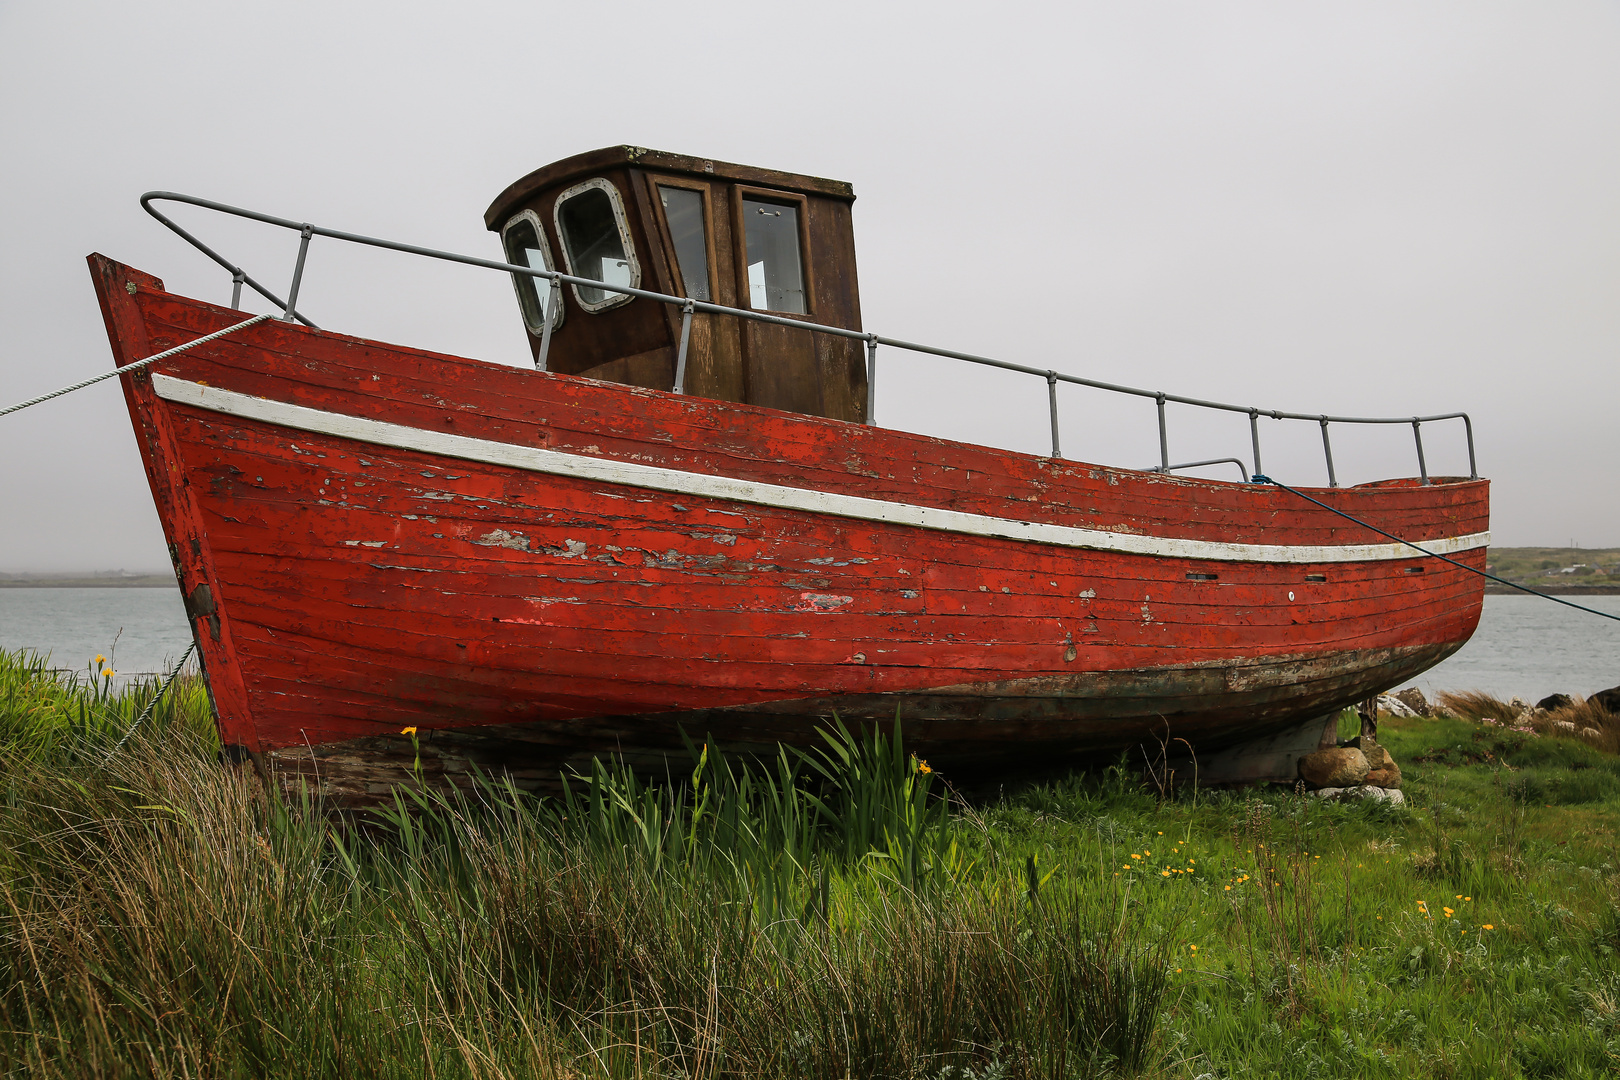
[0,312,273,418]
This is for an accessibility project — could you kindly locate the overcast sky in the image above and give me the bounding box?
[2,1,1617,572]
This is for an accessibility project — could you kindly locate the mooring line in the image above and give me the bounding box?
[1254,474,1620,624]
[0,312,273,418]
[107,641,197,757]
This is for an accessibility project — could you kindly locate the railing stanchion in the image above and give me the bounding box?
[865,335,879,425]
[281,225,313,323]
[1412,418,1430,485]
[1319,417,1338,487]
[672,300,695,393]
[1248,407,1263,481]
[535,276,560,372]
[135,191,1485,489]
[1047,371,1061,458]
[1156,392,1169,472]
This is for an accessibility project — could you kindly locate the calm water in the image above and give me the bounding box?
[0,587,192,676]
[1412,594,1620,703]
[0,588,1615,702]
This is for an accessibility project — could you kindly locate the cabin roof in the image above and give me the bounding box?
[483,145,855,230]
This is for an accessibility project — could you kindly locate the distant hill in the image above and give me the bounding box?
[0,571,175,589]
[1482,547,1620,595]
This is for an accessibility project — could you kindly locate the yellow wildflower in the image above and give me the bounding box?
[94,654,105,664]
[401,726,418,737]
[103,670,115,678]
[1483,924,1495,930]
[917,759,932,774]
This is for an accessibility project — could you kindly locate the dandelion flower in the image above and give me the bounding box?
[1189,944,1197,952]
[1162,870,1171,877]
[1224,885,1232,891]
[401,726,418,736]
[1483,924,1494,930]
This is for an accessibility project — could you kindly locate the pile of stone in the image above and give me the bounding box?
[1295,687,1429,805]
[1494,685,1618,739]
[1300,738,1405,804]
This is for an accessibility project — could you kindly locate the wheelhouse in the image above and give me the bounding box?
[485,146,868,423]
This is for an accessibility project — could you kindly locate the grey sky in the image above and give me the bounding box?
[2,1,1616,572]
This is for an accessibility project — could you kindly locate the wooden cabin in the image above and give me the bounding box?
[484,146,868,423]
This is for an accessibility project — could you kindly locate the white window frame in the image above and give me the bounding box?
[552,177,642,314]
[500,209,565,335]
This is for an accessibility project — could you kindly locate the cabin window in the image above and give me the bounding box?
[657,185,712,302]
[742,198,806,313]
[554,179,640,312]
[500,211,563,334]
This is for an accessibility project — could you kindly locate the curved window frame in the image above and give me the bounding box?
[500,209,565,335]
[552,177,642,314]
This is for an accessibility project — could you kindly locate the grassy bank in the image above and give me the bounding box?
[3,650,1620,1078]
[1483,547,1620,593]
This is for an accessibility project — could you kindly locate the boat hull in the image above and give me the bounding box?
[90,256,1488,787]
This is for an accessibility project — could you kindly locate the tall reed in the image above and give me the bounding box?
[0,654,1177,1079]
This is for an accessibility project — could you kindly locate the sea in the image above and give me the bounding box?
[0,588,1616,703]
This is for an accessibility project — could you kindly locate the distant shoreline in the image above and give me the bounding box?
[0,576,175,589]
[1483,584,1620,596]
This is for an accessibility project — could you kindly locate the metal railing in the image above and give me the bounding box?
[141,191,1478,487]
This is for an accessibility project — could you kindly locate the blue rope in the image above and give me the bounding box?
[107,641,198,756]
[1252,475,1620,624]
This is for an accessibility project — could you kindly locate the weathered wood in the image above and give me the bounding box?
[484,148,867,422]
[88,256,261,750]
[90,256,1489,795]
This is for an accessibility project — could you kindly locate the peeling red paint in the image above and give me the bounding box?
[89,255,1489,763]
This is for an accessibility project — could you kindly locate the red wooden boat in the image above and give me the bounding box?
[92,147,1488,795]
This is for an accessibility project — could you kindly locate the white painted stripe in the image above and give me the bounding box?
[153,375,1489,565]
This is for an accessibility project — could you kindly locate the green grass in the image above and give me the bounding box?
[4,647,1620,1078]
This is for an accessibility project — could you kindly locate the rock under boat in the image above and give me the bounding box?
[91,146,1489,797]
